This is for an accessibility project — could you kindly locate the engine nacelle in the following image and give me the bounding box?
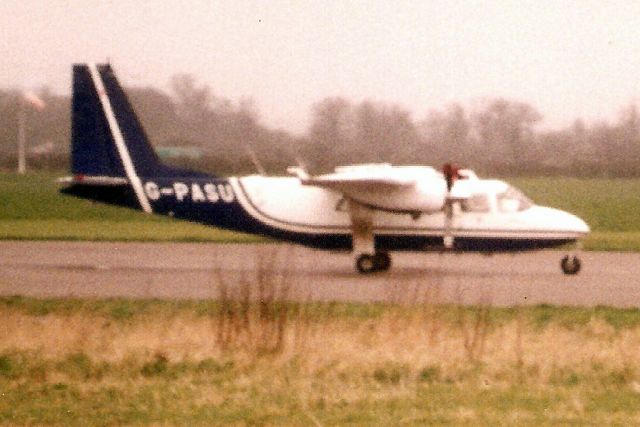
[345,174,448,214]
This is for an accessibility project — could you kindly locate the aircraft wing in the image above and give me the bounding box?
[290,164,416,193]
[300,174,415,192]
[289,165,447,213]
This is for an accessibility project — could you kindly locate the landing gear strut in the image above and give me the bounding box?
[561,254,581,275]
[349,202,391,274]
[356,252,391,274]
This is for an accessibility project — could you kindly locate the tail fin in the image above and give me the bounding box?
[73,64,156,177]
[64,63,209,211]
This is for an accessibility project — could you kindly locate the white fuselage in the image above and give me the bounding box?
[232,175,589,247]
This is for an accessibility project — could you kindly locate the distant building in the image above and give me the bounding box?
[156,146,202,160]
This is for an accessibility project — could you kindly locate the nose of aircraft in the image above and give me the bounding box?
[565,211,590,235]
[523,206,589,236]
[542,207,590,235]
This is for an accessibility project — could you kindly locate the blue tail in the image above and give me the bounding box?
[63,63,212,210]
[71,63,207,178]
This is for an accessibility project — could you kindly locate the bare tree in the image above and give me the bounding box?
[474,99,541,170]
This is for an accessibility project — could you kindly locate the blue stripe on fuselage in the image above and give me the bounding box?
[142,177,576,253]
[145,178,247,228]
[143,177,348,248]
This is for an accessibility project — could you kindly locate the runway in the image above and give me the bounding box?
[1,241,639,307]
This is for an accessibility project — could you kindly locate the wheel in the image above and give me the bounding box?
[356,254,376,274]
[373,252,391,271]
[561,255,581,275]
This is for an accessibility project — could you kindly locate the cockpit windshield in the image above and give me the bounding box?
[497,186,533,212]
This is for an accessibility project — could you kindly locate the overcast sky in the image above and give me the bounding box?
[2,0,640,133]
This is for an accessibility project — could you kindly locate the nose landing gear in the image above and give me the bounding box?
[561,254,581,275]
[356,252,392,274]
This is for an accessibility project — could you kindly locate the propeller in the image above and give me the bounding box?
[287,156,311,181]
[442,163,460,250]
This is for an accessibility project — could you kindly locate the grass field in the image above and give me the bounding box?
[3,173,640,424]
[1,172,640,250]
[0,172,262,243]
[1,297,640,425]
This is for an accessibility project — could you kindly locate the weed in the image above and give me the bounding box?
[458,304,491,362]
[140,353,169,377]
[109,303,136,321]
[0,355,13,378]
[372,363,408,385]
[61,353,89,377]
[550,367,582,387]
[514,306,525,368]
[195,358,234,375]
[602,368,633,386]
[418,365,441,383]
[596,306,640,330]
[213,248,293,356]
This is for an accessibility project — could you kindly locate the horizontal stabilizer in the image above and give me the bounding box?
[57,175,129,186]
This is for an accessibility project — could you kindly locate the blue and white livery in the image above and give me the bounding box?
[60,64,590,274]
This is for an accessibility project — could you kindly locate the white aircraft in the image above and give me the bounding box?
[61,64,590,275]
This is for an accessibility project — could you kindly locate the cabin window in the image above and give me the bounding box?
[461,193,491,213]
[497,186,532,212]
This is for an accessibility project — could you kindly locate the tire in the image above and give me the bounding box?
[373,252,391,271]
[561,255,581,275]
[356,254,376,274]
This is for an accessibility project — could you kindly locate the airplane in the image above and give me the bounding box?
[59,63,590,275]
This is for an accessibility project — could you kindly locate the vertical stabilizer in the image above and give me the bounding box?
[71,64,125,177]
[71,63,172,178]
[72,64,152,212]
[68,63,210,212]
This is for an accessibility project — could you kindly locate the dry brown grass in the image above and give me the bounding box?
[1,303,639,387]
[3,250,640,424]
[3,289,640,424]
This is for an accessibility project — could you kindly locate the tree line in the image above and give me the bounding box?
[1,75,640,177]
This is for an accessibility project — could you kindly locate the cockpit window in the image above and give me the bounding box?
[497,186,533,212]
[461,193,491,213]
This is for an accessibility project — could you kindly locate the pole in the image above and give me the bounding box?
[17,97,26,174]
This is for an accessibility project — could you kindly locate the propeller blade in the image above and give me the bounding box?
[442,163,460,249]
[443,199,454,249]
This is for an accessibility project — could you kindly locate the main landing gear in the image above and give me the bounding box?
[356,252,392,274]
[349,202,390,274]
[561,254,581,275]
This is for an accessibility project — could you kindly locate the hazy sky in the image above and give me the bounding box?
[2,0,640,133]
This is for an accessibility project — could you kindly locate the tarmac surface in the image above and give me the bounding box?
[1,241,639,307]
